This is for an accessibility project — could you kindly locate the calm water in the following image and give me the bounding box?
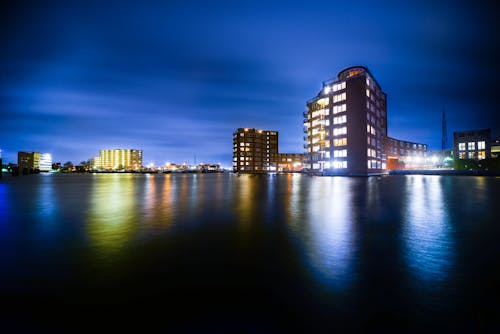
[0,173,499,332]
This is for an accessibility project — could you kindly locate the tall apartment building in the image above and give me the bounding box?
[304,66,426,175]
[453,129,491,160]
[93,149,143,170]
[233,128,278,173]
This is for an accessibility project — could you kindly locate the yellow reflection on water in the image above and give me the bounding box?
[87,174,138,254]
[403,176,454,283]
[235,174,255,226]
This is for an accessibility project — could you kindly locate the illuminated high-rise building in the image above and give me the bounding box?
[233,128,278,173]
[304,66,426,175]
[93,149,143,170]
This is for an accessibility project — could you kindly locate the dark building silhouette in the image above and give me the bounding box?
[233,128,278,173]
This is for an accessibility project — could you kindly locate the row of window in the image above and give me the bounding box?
[458,151,486,159]
[323,82,346,95]
[333,149,347,158]
[333,92,346,103]
[333,127,347,136]
[458,141,486,151]
[334,138,347,146]
[333,104,347,114]
[367,125,376,135]
[367,148,377,158]
[311,108,328,118]
[368,160,384,169]
[333,115,347,125]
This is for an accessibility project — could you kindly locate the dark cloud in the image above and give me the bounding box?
[1,0,499,164]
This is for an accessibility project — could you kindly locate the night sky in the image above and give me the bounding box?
[1,0,499,166]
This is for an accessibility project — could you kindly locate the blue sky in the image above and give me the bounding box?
[1,0,499,165]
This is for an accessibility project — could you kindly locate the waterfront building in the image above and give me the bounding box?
[304,66,427,175]
[39,153,52,172]
[17,151,52,173]
[233,128,278,173]
[383,137,427,170]
[278,153,305,172]
[453,129,491,160]
[93,149,143,170]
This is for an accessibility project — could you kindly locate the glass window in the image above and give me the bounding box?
[458,143,466,151]
[478,141,485,150]
[468,142,475,150]
[478,151,486,159]
[468,152,475,159]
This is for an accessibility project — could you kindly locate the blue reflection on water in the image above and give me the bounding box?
[0,183,10,236]
[403,176,454,284]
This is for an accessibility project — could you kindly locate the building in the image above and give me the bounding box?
[233,128,278,173]
[39,153,52,172]
[384,137,427,170]
[278,153,305,172]
[17,151,52,173]
[304,66,427,175]
[93,149,143,170]
[453,129,491,160]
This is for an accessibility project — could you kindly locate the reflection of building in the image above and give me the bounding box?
[453,129,491,160]
[17,151,52,173]
[93,149,143,170]
[304,66,427,175]
[278,153,305,172]
[233,128,278,173]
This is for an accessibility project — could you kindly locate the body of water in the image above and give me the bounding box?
[0,173,499,332]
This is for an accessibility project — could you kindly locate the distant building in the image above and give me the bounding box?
[39,153,52,172]
[93,149,143,170]
[233,128,278,173]
[278,153,305,172]
[304,66,427,175]
[17,151,52,173]
[453,129,491,160]
[383,137,427,170]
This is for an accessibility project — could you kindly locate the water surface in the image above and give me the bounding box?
[0,173,499,332]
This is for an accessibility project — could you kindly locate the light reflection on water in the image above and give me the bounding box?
[87,174,138,254]
[1,172,498,313]
[403,176,454,284]
[289,177,356,289]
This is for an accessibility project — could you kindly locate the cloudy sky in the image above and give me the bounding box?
[1,0,499,165]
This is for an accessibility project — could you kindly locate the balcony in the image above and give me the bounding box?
[303,144,308,149]
[303,135,308,141]
[303,111,309,118]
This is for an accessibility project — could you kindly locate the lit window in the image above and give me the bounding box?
[468,152,474,159]
[468,142,475,150]
[459,152,466,159]
[333,149,347,158]
[325,151,330,158]
[458,143,466,151]
[366,89,370,97]
[333,115,347,124]
[478,151,486,159]
[333,127,347,136]
[478,141,485,150]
